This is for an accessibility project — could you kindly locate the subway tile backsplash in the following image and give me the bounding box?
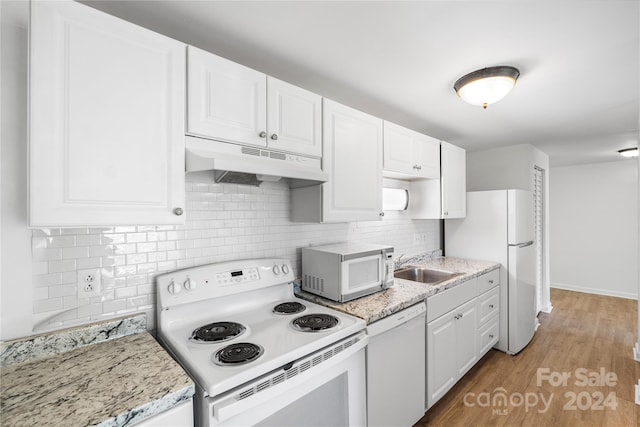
[31,172,440,332]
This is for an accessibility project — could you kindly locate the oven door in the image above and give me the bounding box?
[198,332,368,427]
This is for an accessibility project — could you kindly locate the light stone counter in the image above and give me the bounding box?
[0,314,194,426]
[297,256,500,324]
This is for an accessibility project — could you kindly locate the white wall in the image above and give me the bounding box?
[467,144,549,193]
[0,2,440,340]
[550,160,638,299]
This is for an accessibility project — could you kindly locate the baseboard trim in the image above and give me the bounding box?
[539,303,553,314]
[636,380,640,405]
[550,283,638,300]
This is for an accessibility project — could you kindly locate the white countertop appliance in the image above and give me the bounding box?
[301,242,394,302]
[156,258,368,427]
[445,189,536,355]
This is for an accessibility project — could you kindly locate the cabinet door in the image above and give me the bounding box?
[441,141,466,218]
[135,400,193,427]
[414,133,440,179]
[455,298,478,378]
[426,313,457,409]
[187,46,267,147]
[322,99,383,222]
[30,1,185,226]
[266,77,322,157]
[383,121,440,179]
[383,121,415,175]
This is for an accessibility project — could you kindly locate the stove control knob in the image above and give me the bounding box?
[282,264,290,274]
[273,264,281,275]
[168,280,182,295]
[184,277,196,291]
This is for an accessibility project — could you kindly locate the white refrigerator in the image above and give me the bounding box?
[445,189,536,355]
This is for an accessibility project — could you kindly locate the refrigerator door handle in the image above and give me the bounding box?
[509,241,534,248]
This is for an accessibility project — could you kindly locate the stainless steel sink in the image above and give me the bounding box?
[394,266,462,284]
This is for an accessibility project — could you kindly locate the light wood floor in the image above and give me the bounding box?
[416,288,639,426]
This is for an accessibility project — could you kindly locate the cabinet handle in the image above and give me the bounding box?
[173,207,184,216]
[489,280,494,284]
[489,334,494,339]
[489,304,494,309]
[379,212,385,217]
[270,134,279,140]
[417,165,422,171]
[259,131,267,138]
[444,211,449,216]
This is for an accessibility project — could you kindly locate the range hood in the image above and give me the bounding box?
[185,136,328,188]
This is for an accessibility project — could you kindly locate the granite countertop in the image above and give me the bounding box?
[297,256,500,324]
[0,314,194,426]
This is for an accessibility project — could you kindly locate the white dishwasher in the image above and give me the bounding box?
[366,302,426,427]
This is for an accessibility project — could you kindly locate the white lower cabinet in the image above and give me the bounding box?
[134,399,194,427]
[426,271,500,409]
[426,297,477,408]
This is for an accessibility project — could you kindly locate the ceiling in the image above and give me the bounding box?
[83,0,640,167]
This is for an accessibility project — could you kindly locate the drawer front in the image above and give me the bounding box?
[427,278,478,323]
[477,268,500,295]
[477,287,499,325]
[477,317,499,356]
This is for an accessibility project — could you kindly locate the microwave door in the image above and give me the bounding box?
[340,254,383,299]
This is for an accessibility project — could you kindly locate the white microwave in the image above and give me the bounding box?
[301,243,394,302]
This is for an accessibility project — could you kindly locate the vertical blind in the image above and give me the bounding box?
[533,166,544,314]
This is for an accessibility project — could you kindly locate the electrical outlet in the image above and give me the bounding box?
[77,268,102,298]
[413,233,429,245]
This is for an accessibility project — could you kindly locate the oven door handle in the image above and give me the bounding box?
[211,335,367,424]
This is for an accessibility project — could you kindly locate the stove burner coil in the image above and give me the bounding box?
[214,343,263,365]
[292,314,339,332]
[273,301,306,315]
[191,321,246,343]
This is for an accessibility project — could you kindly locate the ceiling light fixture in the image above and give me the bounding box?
[618,147,639,158]
[454,66,520,109]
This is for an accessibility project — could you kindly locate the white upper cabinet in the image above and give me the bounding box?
[187,47,322,157]
[441,141,466,218]
[410,141,466,219]
[29,1,186,227]
[267,77,322,157]
[383,121,440,180]
[291,99,383,223]
[187,46,267,147]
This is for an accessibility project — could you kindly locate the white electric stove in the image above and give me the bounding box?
[156,258,368,427]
